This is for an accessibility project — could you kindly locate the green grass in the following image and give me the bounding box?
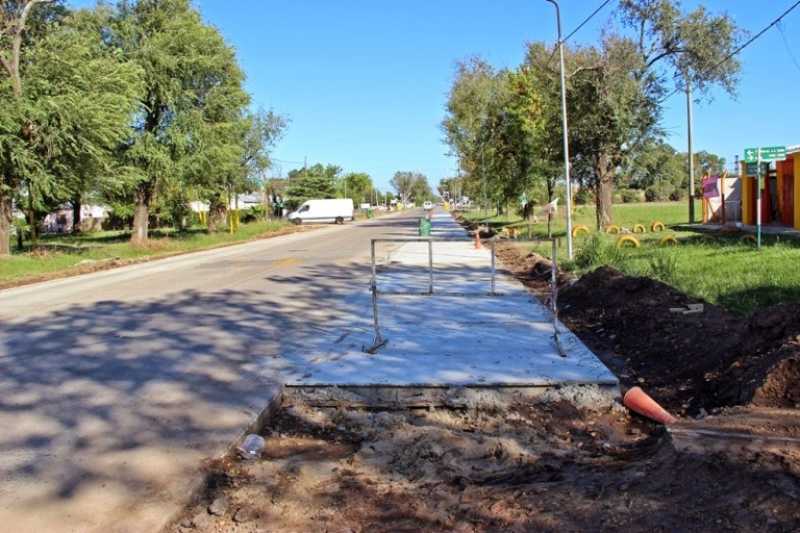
[462,201,687,240]
[463,202,800,315]
[0,219,291,284]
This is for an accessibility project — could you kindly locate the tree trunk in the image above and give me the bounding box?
[594,155,615,230]
[207,196,226,232]
[71,196,82,234]
[26,184,39,243]
[0,193,12,257]
[131,186,151,245]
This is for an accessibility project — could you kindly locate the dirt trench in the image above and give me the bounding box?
[495,244,800,417]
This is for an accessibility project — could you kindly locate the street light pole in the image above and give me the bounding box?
[686,79,695,224]
[545,0,574,259]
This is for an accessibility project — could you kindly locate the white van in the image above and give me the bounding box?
[288,199,354,225]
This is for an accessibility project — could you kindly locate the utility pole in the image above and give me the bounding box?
[545,0,574,259]
[686,79,695,224]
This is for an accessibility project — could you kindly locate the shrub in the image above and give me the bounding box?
[575,234,623,269]
[645,184,671,202]
[648,250,679,284]
[574,188,594,205]
[241,205,266,223]
[669,187,686,201]
[621,189,645,203]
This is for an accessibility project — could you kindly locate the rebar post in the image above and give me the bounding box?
[428,238,434,295]
[490,238,496,296]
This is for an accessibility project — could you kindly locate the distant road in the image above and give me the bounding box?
[0,210,421,533]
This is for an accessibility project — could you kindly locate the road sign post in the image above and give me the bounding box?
[743,146,787,251]
[756,149,762,249]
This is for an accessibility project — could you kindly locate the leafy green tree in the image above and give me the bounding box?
[285,163,338,208]
[390,171,419,204]
[409,174,433,203]
[108,0,249,244]
[571,0,741,227]
[391,171,432,203]
[0,1,142,253]
[338,172,372,204]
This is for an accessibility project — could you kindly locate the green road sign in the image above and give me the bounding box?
[744,146,787,163]
[745,162,770,177]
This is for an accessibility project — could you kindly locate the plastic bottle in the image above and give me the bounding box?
[237,434,265,460]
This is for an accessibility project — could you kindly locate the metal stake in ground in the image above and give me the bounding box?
[364,239,387,354]
[550,238,566,357]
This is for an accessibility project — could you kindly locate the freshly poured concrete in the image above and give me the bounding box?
[285,213,618,390]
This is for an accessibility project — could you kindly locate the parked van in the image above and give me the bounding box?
[288,199,354,225]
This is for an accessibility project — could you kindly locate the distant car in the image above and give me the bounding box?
[288,199,354,225]
[423,201,433,210]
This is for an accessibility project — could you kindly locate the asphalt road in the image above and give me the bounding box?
[0,210,421,533]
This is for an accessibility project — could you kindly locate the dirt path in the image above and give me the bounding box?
[172,401,800,533]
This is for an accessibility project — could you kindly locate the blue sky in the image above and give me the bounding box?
[70,1,800,191]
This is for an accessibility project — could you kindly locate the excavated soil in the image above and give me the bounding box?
[495,243,800,417]
[173,401,800,533]
[169,234,800,533]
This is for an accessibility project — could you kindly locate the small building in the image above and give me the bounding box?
[741,145,800,229]
[42,204,108,233]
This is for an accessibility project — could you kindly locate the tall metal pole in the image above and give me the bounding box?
[545,0,574,259]
[686,79,695,224]
[756,149,762,250]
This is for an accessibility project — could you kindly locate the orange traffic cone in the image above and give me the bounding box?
[474,229,482,249]
[623,386,677,425]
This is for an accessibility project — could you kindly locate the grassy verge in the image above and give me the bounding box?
[0,219,295,287]
[463,202,800,315]
[462,201,686,239]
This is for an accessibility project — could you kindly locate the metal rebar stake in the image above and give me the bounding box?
[490,238,496,296]
[428,238,434,295]
[364,239,387,354]
[551,238,566,357]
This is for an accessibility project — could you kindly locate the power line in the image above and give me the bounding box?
[547,0,616,65]
[563,0,615,43]
[777,20,800,75]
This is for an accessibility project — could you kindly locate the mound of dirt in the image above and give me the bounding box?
[496,244,800,416]
[557,266,742,414]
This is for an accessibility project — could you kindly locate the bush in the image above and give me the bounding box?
[621,189,645,203]
[241,205,266,223]
[669,187,686,201]
[648,250,679,284]
[645,184,671,202]
[575,234,624,269]
[574,188,594,205]
[612,192,624,204]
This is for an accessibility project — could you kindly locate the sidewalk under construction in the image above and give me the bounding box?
[280,211,619,407]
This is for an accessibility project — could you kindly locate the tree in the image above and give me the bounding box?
[443,56,549,211]
[409,174,433,203]
[338,172,372,204]
[1,1,142,253]
[390,171,422,204]
[442,0,741,229]
[109,0,250,244]
[573,0,741,227]
[389,171,433,204]
[0,0,55,254]
[285,163,338,208]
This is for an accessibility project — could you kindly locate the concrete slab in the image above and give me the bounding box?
[283,212,618,392]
